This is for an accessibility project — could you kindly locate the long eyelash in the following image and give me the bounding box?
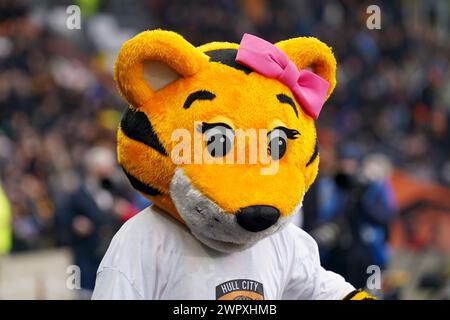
[197,122,233,133]
[273,126,301,139]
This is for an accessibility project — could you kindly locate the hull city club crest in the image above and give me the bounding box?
[216,279,264,300]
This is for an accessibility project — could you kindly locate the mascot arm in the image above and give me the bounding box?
[343,289,377,300]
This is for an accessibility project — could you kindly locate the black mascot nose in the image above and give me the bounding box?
[236,205,280,232]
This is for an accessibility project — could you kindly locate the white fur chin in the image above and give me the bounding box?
[169,168,304,253]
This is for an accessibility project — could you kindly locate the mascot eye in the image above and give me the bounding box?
[267,127,300,160]
[201,123,234,157]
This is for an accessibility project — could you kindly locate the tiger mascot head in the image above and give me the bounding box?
[115,30,336,252]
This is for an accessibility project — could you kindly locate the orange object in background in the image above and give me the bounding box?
[389,170,450,253]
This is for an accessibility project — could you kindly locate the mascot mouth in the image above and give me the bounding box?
[169,168,303,253]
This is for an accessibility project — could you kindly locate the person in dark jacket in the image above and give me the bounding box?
[56,146,132,298]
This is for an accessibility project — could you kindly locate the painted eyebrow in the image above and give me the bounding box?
[183,90,216,109]
[276,93,298,118]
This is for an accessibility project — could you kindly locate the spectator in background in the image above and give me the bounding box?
[0,1,447,299]
[56,146,132,298]
[0,183,12,256]
[303,145,397,289]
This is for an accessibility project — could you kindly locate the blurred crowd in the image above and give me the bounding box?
[0,0,449,297]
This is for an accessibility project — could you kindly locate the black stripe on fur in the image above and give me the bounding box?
[122,167,163,196]
[120,108,168,156]
[205,49,253,74]
[306,136,319,167]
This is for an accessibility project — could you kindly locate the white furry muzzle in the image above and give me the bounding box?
[169,168,303,253]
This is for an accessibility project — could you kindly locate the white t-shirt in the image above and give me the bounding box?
[92,206,355,300]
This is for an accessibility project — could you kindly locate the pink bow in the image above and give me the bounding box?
[235,33,330,120]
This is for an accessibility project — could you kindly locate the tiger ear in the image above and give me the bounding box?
[114,30,209,107]
[275,37,337,102]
